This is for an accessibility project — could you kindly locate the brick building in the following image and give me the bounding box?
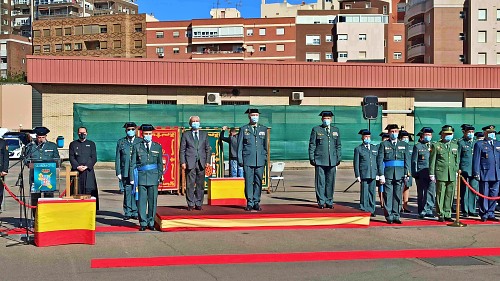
[0,34,31,78]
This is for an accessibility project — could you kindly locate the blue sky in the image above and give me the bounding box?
[135,0,316,21]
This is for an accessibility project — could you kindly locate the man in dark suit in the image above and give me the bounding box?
[0,136,9,212]
[180,116,211,211]
[308,111,342,209]
[237,108,268,211]
[472,125,500,222]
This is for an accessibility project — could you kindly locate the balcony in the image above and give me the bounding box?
[191,50,244,60]
[407,43,425,60]
[13,0,30,5]
[405,0,427,23]
[407,22,425,40]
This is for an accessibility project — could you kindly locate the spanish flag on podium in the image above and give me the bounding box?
[35,198,96,247]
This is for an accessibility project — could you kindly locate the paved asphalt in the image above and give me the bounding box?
[0,162,499,281]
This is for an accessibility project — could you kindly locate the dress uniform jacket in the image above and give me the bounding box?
[429,141,460,182]
[24,141,60,184]
[237,124,268,167]
[376,140,410,180]
[412,142,432,179]
[115,137,143,178]
[412,141,436,216]
[458,138,476,178]
[354,143,378,180]
[458,137,479,215]
[131,140,163,186]
[472,140,500,181]
[308,125,341,166]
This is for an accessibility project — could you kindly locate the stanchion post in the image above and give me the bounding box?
[448,171,467,227]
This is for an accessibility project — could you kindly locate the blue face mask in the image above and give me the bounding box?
[467,132,474,140]
[363,138,371,144]
[144,135,152,143]
[191,122,200,130]
[390,133,398,140]
[127,130,135,137]
[402,138,409,143]
[423,135,432,142]
[322,119,331,126]
[251,116,259,123]
[444,135,454,142]
[488,133,496,140]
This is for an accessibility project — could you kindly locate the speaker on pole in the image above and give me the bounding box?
[362,96,379,120]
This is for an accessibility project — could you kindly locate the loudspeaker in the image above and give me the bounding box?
[232,88,240,96]
[362,96,379,120]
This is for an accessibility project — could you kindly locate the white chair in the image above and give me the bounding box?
[270,162,285,192]
[224,161,229,177]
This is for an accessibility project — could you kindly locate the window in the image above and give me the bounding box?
[64,43,71,51]
[325,53,333,60]
[305,53,320,62]
[33,30,40,37]
[497,53,500,65]
[276,44,285,52]
[338,34,348,40]
[156,47,164,53]
[477,53,486,64]
[186,31,192,38]
[393,35,402,42]
[359,51,366,58]
[306,35,321,45]
[134,23,142,32]
[478,31,487,43]
[55,44,62,52]
[113,40,121,49]
[383,5,388,15]
[338,52,348,58]
[427,13,431,23]
[43,29,50,36]
[459,33,466,40]
[83,25,93,34]
[100,41,107,49]
[259,45,266,51]
[497,31,500,43]
[113,24,121,33]
[33,45,40,53]
[74,43,82,50]
[276,27,284,35]
[497,9,500,20]
[359,34,367,40]
[75,26,83,35]
[393,52,402,60]
[64,27,71,35]
[365,2,371,8]
[173,47,179,54]
[156,31,164,38]
[173,31,179,38]
[55,28,62,36]
[246,45,254,52]
[134,40,142,48]
[148,100,177,105]
[22,58,25,64]
[259,28,266,36]
[345,4,351,9]
[43,44,50,52]
[100,25,107,33]
[247,29,253,36]
[325,35,332,42]
[478,9,487,21]
[2,19,7,25]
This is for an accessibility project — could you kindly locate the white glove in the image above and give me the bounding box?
[430,175,436,183]
[356,177,361,182]
[404,175,409,182]
[376,175,380,181]
[130,181,134,185]
[379,175,385,184]
[117,174,122,180]
[474,174,480,181]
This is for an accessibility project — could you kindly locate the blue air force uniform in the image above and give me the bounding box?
[472,125,500,221]
[353,130,378,214]
[308,111,341,208]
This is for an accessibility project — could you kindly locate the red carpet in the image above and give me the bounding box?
[91,247,500,268]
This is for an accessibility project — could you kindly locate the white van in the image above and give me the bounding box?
[4,136,24,159]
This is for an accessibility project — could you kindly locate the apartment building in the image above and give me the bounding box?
[0,34,31,78]
[296,10,337,62]
[261,0,341,18]
[146,17,296,61]
[465,0,500,65]
[32,13,147,58]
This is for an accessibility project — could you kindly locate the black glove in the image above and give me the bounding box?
[336,161,341,166]
[238,162,243,167]
[309,160,315,166]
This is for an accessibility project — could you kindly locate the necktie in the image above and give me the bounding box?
[194,131,198,141]
[146,143,149,153]
[252,126,256,134]
[326,127,330,135]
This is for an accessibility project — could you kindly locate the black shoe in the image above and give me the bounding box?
[438,217,444,222]
[195,206,203,211]
[244,206,253,211]
[187,206,194,211]
[148,225,155,231]
[139,226,146,231]
[386,220,393,224]
[487,217,500,222]
[402,208,412,213]
[480,217,488,222]
[470,213,479,217]
[253,204,262,211]
[462,212,469,218]
[123,216,131,221]
[425,213,435,218]
[131,215,138,220]
[326,205,334,209]
[418,214,425,219]
[445,218,454,222]
[318,205,324,209]
[371,213,376,217]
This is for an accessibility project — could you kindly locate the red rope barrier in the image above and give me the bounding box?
[59,189,66,198]
[3,184,37,209]
[460,176,500,200]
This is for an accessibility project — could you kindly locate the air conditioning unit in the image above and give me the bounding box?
[292,91,304,101]
[158,52,164,58]
[206,92,221,105]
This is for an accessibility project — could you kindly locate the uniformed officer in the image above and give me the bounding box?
[429,125,459,222]
[0,135,9,212]
[399,130,414,213]
[472,125,500,222]
[353,129,378,216]
[412,127,436,219]
[115,122,142,220]
[308,111,342,209]
[131,124,163,231]
[24,126,60,217]
[377,124,410,224]
[378,132,390,211]
[237,108,268,211]
[475,132,485,141]
[457,124,478,218]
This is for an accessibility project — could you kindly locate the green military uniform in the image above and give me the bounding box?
[115,133,143,219]
[429,126,459,221]
[412,133,436,217]
[308,111,341,208]
[376,125,410,223]
[457,126,478,217]
[353,130,378,215]
[131,125,163,230]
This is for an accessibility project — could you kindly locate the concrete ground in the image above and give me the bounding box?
[0,162,499,281]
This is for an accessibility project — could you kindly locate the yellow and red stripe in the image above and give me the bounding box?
[208,178,246,206]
